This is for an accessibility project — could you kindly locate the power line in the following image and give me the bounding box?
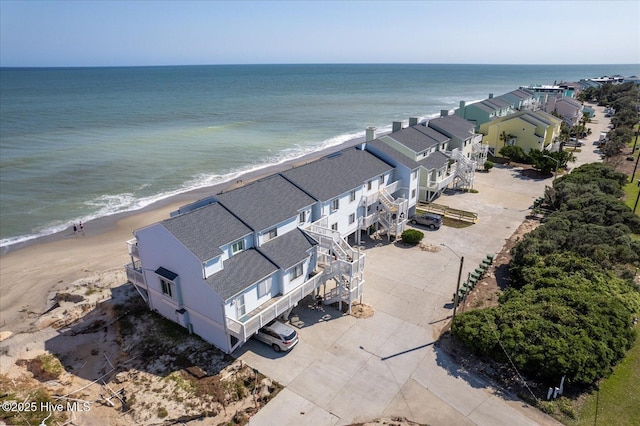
[481,309,539,403]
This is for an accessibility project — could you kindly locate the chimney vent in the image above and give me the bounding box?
[440,109,449,117]
[392,121,402,132]
[409,117,418,126]
[366,126,377,142]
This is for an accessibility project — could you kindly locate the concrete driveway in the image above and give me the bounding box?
[238,108,609,426]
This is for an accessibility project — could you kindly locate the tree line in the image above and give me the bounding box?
[452,163,640,389]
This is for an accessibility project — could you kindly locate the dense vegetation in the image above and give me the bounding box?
[452,163,640,388]
[499,145,576,175]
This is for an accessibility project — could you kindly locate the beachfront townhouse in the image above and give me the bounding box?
[428,112,484,160]
[126,175,320,353]
[520,84,572,112]
[480,110,562,154]
[362,117,486,203]
[455,95,514,130]
[498,88,537,112]
[545,96,584,127]
[281,145,408,243]
[125,146,407,354]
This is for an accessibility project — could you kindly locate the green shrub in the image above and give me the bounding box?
[401,229,424,244]
[484,160,494,171]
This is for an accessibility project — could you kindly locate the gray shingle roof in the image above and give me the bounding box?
[366,139,420,169]
[162,202,252,261]
[411,123,450,143]
[385,126,446,153]
[258,229,317,270]
[281,147,394,201]
[507,88,534,100]
[482,97,511,110]
[215,174,316,232]
[520,111,558,128]
[472,102,496,114]
[206,249,278,301]
[418,151,450,170]
[556,97,582,108]
[428,115,475,140]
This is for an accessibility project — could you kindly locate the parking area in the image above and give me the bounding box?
[238,110,609,425]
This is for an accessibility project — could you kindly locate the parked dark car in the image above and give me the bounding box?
[409,213,442,229]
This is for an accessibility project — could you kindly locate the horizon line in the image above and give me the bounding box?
[1,62,639,70]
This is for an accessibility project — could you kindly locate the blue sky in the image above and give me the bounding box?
[1,0,638,67]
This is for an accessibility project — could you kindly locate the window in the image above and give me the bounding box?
[331,198,339,212]
[412,170,417,179]
[236,294,246,318]
[349,213,355,224]
[257,279,272,298]
[299,211,306,224]
[231,240,244,254]
[379,175,384,184]
[160,279,174,298]
[367,180,372,191]
[350,190,356,202]
[289,263,303,280]
[266,227,278,240]
[411,189,416,199]
[331,223,338,231]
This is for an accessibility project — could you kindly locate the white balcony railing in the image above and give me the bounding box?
[127,239,140,259]
[125,261,145,287]
[225,271,326,343]
[424,173,456,191]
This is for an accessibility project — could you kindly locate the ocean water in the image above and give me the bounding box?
[1,63,638,249]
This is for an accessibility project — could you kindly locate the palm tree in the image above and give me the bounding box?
[499,131,508,146]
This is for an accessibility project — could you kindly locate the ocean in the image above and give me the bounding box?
[1,63,638,249]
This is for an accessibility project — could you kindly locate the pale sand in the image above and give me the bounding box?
[0,136,369,336]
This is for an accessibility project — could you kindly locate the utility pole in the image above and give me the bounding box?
[452,255,464,326]
[441,243,464,328]
[633,149,640,185]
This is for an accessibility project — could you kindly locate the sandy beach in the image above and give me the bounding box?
[0,135,368,336]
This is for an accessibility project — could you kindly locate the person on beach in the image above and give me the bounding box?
[79,221,84,235]
[73,223,78,235]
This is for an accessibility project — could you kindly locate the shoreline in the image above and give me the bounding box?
[0,134,368,334]
[1,134,370,255]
